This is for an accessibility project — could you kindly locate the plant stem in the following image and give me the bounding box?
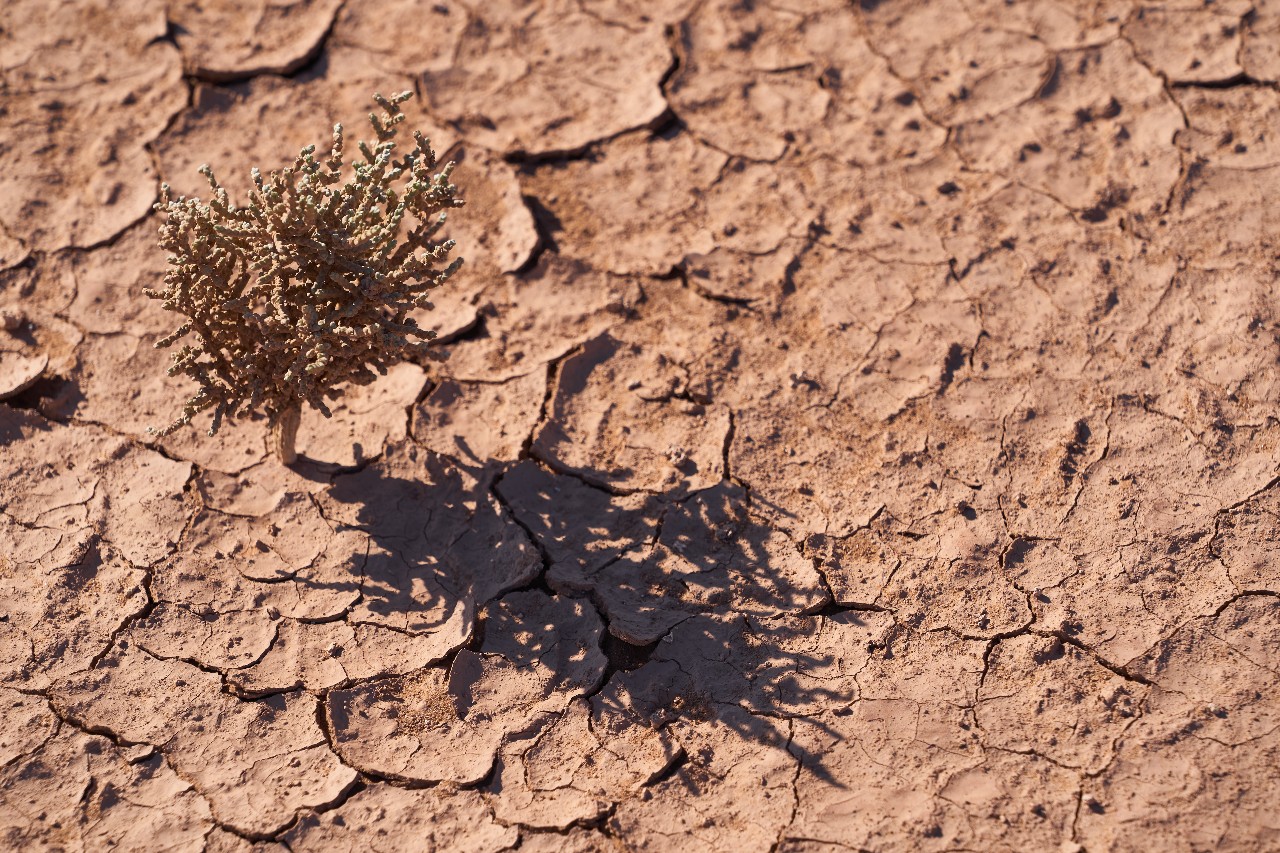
[273,404,301,465]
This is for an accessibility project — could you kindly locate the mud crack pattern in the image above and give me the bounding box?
[2,0,1279,850]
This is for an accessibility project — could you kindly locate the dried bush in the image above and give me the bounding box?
[147,91,463,462]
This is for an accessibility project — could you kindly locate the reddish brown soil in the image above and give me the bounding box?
[3,1,1280,851]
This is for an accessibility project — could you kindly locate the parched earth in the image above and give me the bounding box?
[2,1,1279,850]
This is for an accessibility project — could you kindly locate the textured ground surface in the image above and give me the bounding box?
[2,0,1280,850]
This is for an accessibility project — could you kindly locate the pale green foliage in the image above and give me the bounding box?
[147,91,463,436]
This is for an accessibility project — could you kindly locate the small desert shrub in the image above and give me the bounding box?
[148,91,463,462]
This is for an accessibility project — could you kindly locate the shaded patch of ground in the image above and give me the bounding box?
[2,0,1279,850]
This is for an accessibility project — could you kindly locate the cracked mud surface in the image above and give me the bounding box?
[2,0,1280,850]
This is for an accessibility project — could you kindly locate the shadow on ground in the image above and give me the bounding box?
[311,439,855,787]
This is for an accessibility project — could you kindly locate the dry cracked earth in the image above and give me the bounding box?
[2,0,1280,850]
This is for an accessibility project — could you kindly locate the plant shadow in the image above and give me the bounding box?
[310,439,857,786]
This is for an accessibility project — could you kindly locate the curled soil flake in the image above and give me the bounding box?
[296,361,428,468]
[167,0,343,81]
[228,613,470,696]
[51,644,356,837]
[442,256,643,381]
[437,146,540,276]
[326,591,606,784]
[420,0,671,156]
[519,134,727,275]
[330,0,466,75]
[533,333,731,495]
[413,366,548,464]
[489,696,681,829]
[0,353,46,401]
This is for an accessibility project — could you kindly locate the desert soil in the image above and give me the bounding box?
[2,0,1280,850]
